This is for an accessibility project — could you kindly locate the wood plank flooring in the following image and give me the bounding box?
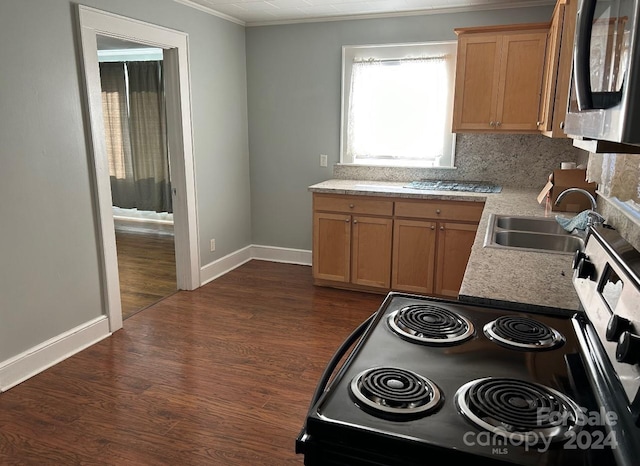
[0,260,384,465]
[114,219,177,320]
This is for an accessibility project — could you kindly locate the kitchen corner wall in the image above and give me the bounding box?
[246,5,556,251]
[334,133,589,189]
[586,153,640,250]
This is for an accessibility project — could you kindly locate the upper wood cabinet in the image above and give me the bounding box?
[538,0,579,138]
[452,23,549,133]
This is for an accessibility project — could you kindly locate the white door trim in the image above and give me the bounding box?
[77,5,200,332]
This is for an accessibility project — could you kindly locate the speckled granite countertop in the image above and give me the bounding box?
[309,179,580,314]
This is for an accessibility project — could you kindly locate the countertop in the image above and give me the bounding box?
[309,179,580,314]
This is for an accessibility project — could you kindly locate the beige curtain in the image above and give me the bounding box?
[99,61,172,213]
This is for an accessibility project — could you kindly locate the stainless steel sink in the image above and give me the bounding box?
[484,214,584,254]
[495,216,567,235]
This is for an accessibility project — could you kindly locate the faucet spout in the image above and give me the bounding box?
[554,188,598,211]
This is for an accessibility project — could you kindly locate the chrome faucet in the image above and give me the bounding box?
[554,188,605,228]
[555,188,597,210]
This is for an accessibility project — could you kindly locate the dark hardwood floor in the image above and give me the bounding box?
[114,219,177,320]
[0,261,384,465]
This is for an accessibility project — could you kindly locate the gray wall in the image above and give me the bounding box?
[246,7,557,250]
[0,0,250,361]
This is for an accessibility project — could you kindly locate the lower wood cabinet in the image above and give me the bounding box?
[312,212,351,283]
[391,219,437,294]
[435,222,478,297]
[312,195,393,290]
[312,193,484,297]
[351,215,393,288]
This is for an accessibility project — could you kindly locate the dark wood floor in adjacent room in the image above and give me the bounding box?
[0,260,384,465]
[115,219,177,320]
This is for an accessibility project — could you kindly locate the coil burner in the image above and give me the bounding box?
[349,367,442,420]
[484,316,565,350]
[455,377,583,444]
[387,304,474,346]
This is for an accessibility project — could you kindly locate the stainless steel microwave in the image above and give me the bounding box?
[564,0,640,145]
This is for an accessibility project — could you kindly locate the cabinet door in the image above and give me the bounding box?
[351,216,393,289]
[495,32,548,131]
[541,0,579,138]
[452,35,501,131]
[392,219,437,294]
[538,3,564,132]
[313,212,351,283]
[435,222,478,298]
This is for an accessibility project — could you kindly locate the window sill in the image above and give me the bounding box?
[337,162,458,170]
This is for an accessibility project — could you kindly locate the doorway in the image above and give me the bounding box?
[96,38,177,320]
[78,5,200,332]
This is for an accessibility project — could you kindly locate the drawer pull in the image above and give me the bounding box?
[435,209,441,214]
[349,204,354,209]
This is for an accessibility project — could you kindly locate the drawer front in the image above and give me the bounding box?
[314,194,393,216]
[395,200,484,222]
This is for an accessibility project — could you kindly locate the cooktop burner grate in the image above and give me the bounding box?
[387,304,474,345]
[349,367,442,420]
[455,377,583,444]
[483,316,565,350]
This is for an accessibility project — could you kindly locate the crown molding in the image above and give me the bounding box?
[173,0,246,26]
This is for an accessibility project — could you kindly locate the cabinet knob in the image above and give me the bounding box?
[440,226,444,231]
[496,121,502,127]
[489,121,496,127]
[435,209,441,214]
[430,225,435,230]
[537,121,542,126]
[353,219,358,224]
[349,204,354,209]
[345,218,350,223]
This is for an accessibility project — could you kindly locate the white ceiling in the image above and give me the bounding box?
[175,0,555,26]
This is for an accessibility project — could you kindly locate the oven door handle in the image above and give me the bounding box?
[571,314,640,466]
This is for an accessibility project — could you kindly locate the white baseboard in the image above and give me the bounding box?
[251,244,312,265]
[0,316,111,392]
[200,244,311,286]
[0,246,310,392]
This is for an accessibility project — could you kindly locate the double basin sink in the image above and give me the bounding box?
[484,214,585,254]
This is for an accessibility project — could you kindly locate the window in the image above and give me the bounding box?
[341,42,457,168]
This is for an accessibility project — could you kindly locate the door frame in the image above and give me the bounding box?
[77,5,200,332]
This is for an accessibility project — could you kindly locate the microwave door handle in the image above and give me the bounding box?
[574,0,597,110]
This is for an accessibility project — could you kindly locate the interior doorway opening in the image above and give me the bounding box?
[78,5,200,332]
[97,37,178,320]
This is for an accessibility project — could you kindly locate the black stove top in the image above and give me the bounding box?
[300,293,615,465]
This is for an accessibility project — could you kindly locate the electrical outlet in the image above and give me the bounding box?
[320,154,328,167]
[210,239,216,252]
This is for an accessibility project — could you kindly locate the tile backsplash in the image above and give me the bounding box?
[586,152,640,250]
[334,133,588,189]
